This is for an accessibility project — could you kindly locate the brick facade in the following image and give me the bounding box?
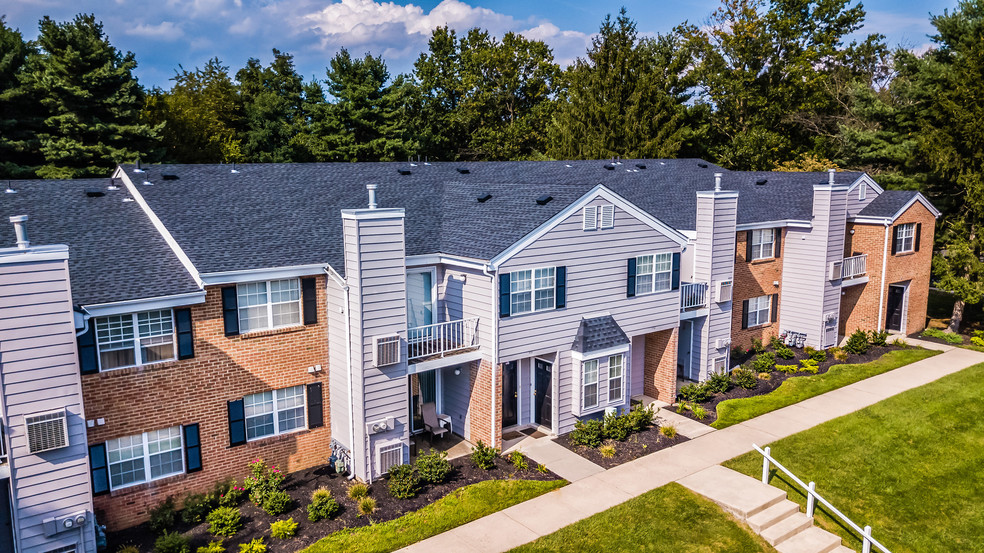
[83,277,330,531]
[466,358,500,447]
[732,229,784,349]
[644,327,678,401]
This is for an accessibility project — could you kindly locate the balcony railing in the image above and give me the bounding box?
[407,317,480,362]
[843,254,867,280]
[681,282,709,310]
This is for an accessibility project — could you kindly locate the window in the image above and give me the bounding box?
[582,206,597,230]
[859,184,866,201]
[746,295,771,327]
[582,360,599,410]
[237,279,302,333]
[635,254,673,295]
[750,229,775,260]
[106,426,183,489]
[510,267,555,314]
[896,223,915,253]
[608,354,623,402]
[95,310,175,370]
[244,385,306,441]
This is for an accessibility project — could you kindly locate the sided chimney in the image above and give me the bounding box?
[367,184,378,209]
[10,215,29,250]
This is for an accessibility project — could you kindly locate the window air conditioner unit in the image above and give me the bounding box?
[828,261,843,281]
[376,440,404,475]
[373,335,401,367]
[26,409,69,454]
[715,338,731,350]
[716,280,733,303]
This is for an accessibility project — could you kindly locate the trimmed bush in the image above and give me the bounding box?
[972,336,984,347]
[598,444,616,458]
[206,507,242,537]
[659,425,677,439]
[776,364,799,374]
[704,372,732,394]
[920,327,962,344]
[182,492,215,524]
[216,481,246,508]
[150,497,177,534]
[508,450,529,470]
[770,336,794,359]
[154,531,189,553]
[844,329,870,354]
[415,449,452,484]
[387,464,419,499]
[678,383,710,403]
[196,542,225,553]
[869,329,890,346]
[751,338,766,354]
[357,496,376,516]
[347,482,369,500]
[627,403,655,431]
[307,487,340,522]
[270,518,298,539]
[731,367,757,389]
[799,358,819,374]
[809,348,827,363]
[118,547,141,553]
[570,419,604,447]
[238,538,266,553]
[261,489,292,516]
[602,411,632,441]
[752,352,776,373]
[470,440,499,470]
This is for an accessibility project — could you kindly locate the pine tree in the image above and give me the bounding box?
[236,50,306,162]
[0,17,41,178]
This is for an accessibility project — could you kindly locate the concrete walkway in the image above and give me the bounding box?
[398,344,983,553]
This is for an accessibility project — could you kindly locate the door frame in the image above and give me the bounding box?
[406,267,438,328]
[533,356,554,432]
[501,361,519,429]
[886,282,910,334]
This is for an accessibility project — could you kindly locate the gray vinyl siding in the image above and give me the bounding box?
[823,188,849,346]
[0,252,96,553]
[326,276,351,447]
[693,192,737,379]
[435,265,495,351]
[846,179,877,217]
[439,365,471,440]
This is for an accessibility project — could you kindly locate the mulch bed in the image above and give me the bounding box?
[554,421,690,469]
[107,454,561,553]
[910,331,970,348]
[673,344,898,426]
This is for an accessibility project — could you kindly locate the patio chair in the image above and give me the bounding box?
[422,402,449,442]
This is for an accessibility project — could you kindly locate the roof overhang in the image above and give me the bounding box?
[735,220,812,231]
[846,173,884,195]
[200,264,328,286]
[850,192,942,224]
[82,290,207,317]
[405,253,489,271]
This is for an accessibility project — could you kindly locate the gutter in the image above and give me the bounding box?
[877,223,890,331]
[325,266,358,481]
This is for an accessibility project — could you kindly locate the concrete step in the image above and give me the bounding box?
[746,499,801,533]
[678,466,787,520]
[761,512,813,545]
[775,526,843,553]
[830,546,856,553]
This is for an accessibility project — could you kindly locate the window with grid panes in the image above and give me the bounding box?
[237,279,302,332]
[95,310,175,370]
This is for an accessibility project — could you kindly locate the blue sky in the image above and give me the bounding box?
[2,0,958,89]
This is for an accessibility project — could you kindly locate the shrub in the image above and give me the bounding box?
[347,482,369,500]
[154,531,189,553]
[758,372,771,380]
[415,449,452,484]
[216,481,246,508]
[270,518,298,539]
[751,338,766,354]
[307,487,340,522]
[182,492,215,524]
[238,538,266,553]
[570,419,604,447]
[809,348,827,363]
[799,358,819,374]
[974,330,984,340]
[752,352,776,372]
[770,336,794,359]
[869,329,890,346]
[678,383,711,403]
[602,411,632,441]
[627,403,656,431]
[675,402,687,414]
[261,489,292,516]
[598,444,616,458]
[509,450,529,471]
[206,507,242,537]
[536,463,549,474]
[776,364,798,374]
[196,542,225,553]
[845,329,870,354]
[731,367,757,389]
[470,440,499,470]
[357,496,376,516]
[149,496,177,534]
[659,425,677,439]
[244,460,286,506]
[731,345,751,364]
[803,345,817,357]
[704,372,732,394]
[387,464,419,499]
[972,336,984,348]
[831,347,849,361]
[118,547,141,553]
[691,405,709,420]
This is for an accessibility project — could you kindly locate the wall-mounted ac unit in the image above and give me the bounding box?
[375,439,404,475]
[26,409,69,454]
[716,280,733,303]
[713,357,728,374]
[828,260,843,280]
[715,338,731,349]
[373,335,401,367]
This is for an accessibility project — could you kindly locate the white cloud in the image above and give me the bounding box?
[521,22,592,65]
[124,21,185,40]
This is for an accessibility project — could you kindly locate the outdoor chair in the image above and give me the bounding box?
[422,401,449,442]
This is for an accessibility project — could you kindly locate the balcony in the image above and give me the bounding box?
[681,282,709,310]
[407,318,481,367]
[842,254,867,285]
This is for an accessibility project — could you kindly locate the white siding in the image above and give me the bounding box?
[693,191,737,378]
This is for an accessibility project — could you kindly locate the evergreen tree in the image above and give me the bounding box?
[0,17,41,178]
[236,49,306,162]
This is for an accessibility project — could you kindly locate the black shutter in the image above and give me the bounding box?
[78,322,99,374]
[741,299,750,329]
[555,266,567,309]
[626,258,637,297]
[221,287,239,336]
[914,223,922,252]
[307,382,324,429]
[175,308,194,360]
[746,230,753,260]
[302,277,318,325]
[774,228,782,258]
[891,225,899,255]
[499,273,511,318]
[228,399,246,446]
[89,443,109,495]
[771,294,779,323]
[183,424,202,473]
[671,253,681,290]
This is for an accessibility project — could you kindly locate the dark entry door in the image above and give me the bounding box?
[502,361,518,427]
[886,285,905,331]
[534,359,552,428]
[0,479,14,553]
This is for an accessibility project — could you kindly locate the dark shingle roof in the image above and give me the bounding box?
[571,315,630,354]
[0,179,199,306]
[857,190,920,219]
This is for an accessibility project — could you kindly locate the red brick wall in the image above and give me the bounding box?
[839,222,885,335]
[644,327,678,401]
[732,229,784,349]
[83,277,330,530]
[469,358,499,447]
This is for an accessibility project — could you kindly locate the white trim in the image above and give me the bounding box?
[0,244,69,263]
[888,193,942,219]
[408,349,484,373]
[840,275,869,287]
[405,253,488,271]
[406,267,438,328]
[83,291,206,317]
[236,278,304,333]
[107,425,185,491]
[490,184,688,270]
[244,385,308,442]
[94,309,177,372]
[116,167,204,287]
[505,265,558,315]
[695,190,739,199]
[200,264,326,286]
[845,174,884,195]
[340,208,405,220]
[570,344,630,361]
[735,220,812,231]
[849,216,893,225]
[877,223,891,331]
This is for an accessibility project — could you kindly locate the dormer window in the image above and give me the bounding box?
[95,310,175,370]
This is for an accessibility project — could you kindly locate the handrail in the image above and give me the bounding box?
[680,282,709,309]
[842,254,867,279]
[754,444,890,553]
[407,317,480,361]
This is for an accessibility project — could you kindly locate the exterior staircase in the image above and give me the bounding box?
[679,466,855,553]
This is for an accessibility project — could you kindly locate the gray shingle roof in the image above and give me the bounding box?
[0,178,200,306]
[571,315,630,354]
[857,189,920,219]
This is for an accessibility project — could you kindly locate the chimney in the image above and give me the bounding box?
[367,184,378,209]
[10,215,29,250]
[714,173,722,192]
[828,168,835,185]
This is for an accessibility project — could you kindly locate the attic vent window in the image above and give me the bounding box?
[161,174,179,180]
[397,169,412,176]
[536,195,553,206]
[697,162,708,168]
[756,178,768,185]
[456,168,470,174]
[26,409,69,454]
[603,164,615,170]
[477,193,492,203]
[85,189,106,198]
[583,206,597,230]
[599,205,615,229]
[635,163,646,169]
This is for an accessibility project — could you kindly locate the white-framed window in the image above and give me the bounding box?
[608,354,623,403]
[106,425,183,490]
[582,205,598,230]
[599,205,615,229]
[582,359,599,410]
[635,253,673,295]
[859,184,866,201]
[896,223,915,253]
[750,229,775,260]
[244,385,306,441]
[510,267,556,314]
[95,310,175,371]
[746,295,771,327]
[237,278,302,333]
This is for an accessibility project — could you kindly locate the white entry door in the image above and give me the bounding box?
[406,270,435,328]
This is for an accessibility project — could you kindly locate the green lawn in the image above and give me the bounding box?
[711,348,939,429]
[724,362,984,552]
[511,483,776,552]
[301,479,565,553]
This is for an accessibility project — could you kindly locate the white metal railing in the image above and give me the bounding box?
[407,317,480,361]
[842,254,867,279]
[680,282,709,310]
[755,444,890,553]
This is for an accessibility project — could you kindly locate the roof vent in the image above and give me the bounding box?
[107,178,119,191]
[397,169,412,176]
[756,178,768,185]
[536,195,553,206]
[230,162,240,174]
[457,168,470,174]
[565,164,573,168]
[161,173,179,180]
[142,180,153,186]
[714,173,722,192]
[603,164,615,170]
[134,158,144,173]
[5,182,15,194]
[698,162,708,168]
[85,189,105,198]
[367,184,378,209]
[828,168,836,185]
[636,163,646,169]
[477,193,492,203]
[9,215,29,250]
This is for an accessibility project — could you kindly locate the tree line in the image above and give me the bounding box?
[2,1,984,326]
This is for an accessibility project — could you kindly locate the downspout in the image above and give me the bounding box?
[325,266,358,481]
[877,223,890,331]
[75,307,91,337]
[484,263,498,446]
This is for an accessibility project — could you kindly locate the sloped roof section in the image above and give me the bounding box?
[857,189,923,219]
[571,315,630,354]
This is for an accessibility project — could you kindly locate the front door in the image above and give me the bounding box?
[886,285,906,331]
[0,479,13,553]
[677,321,697,381]
[502,361,518,427]
[534,359,552,428]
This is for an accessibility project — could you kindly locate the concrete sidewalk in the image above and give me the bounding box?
[398,345,983,553]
